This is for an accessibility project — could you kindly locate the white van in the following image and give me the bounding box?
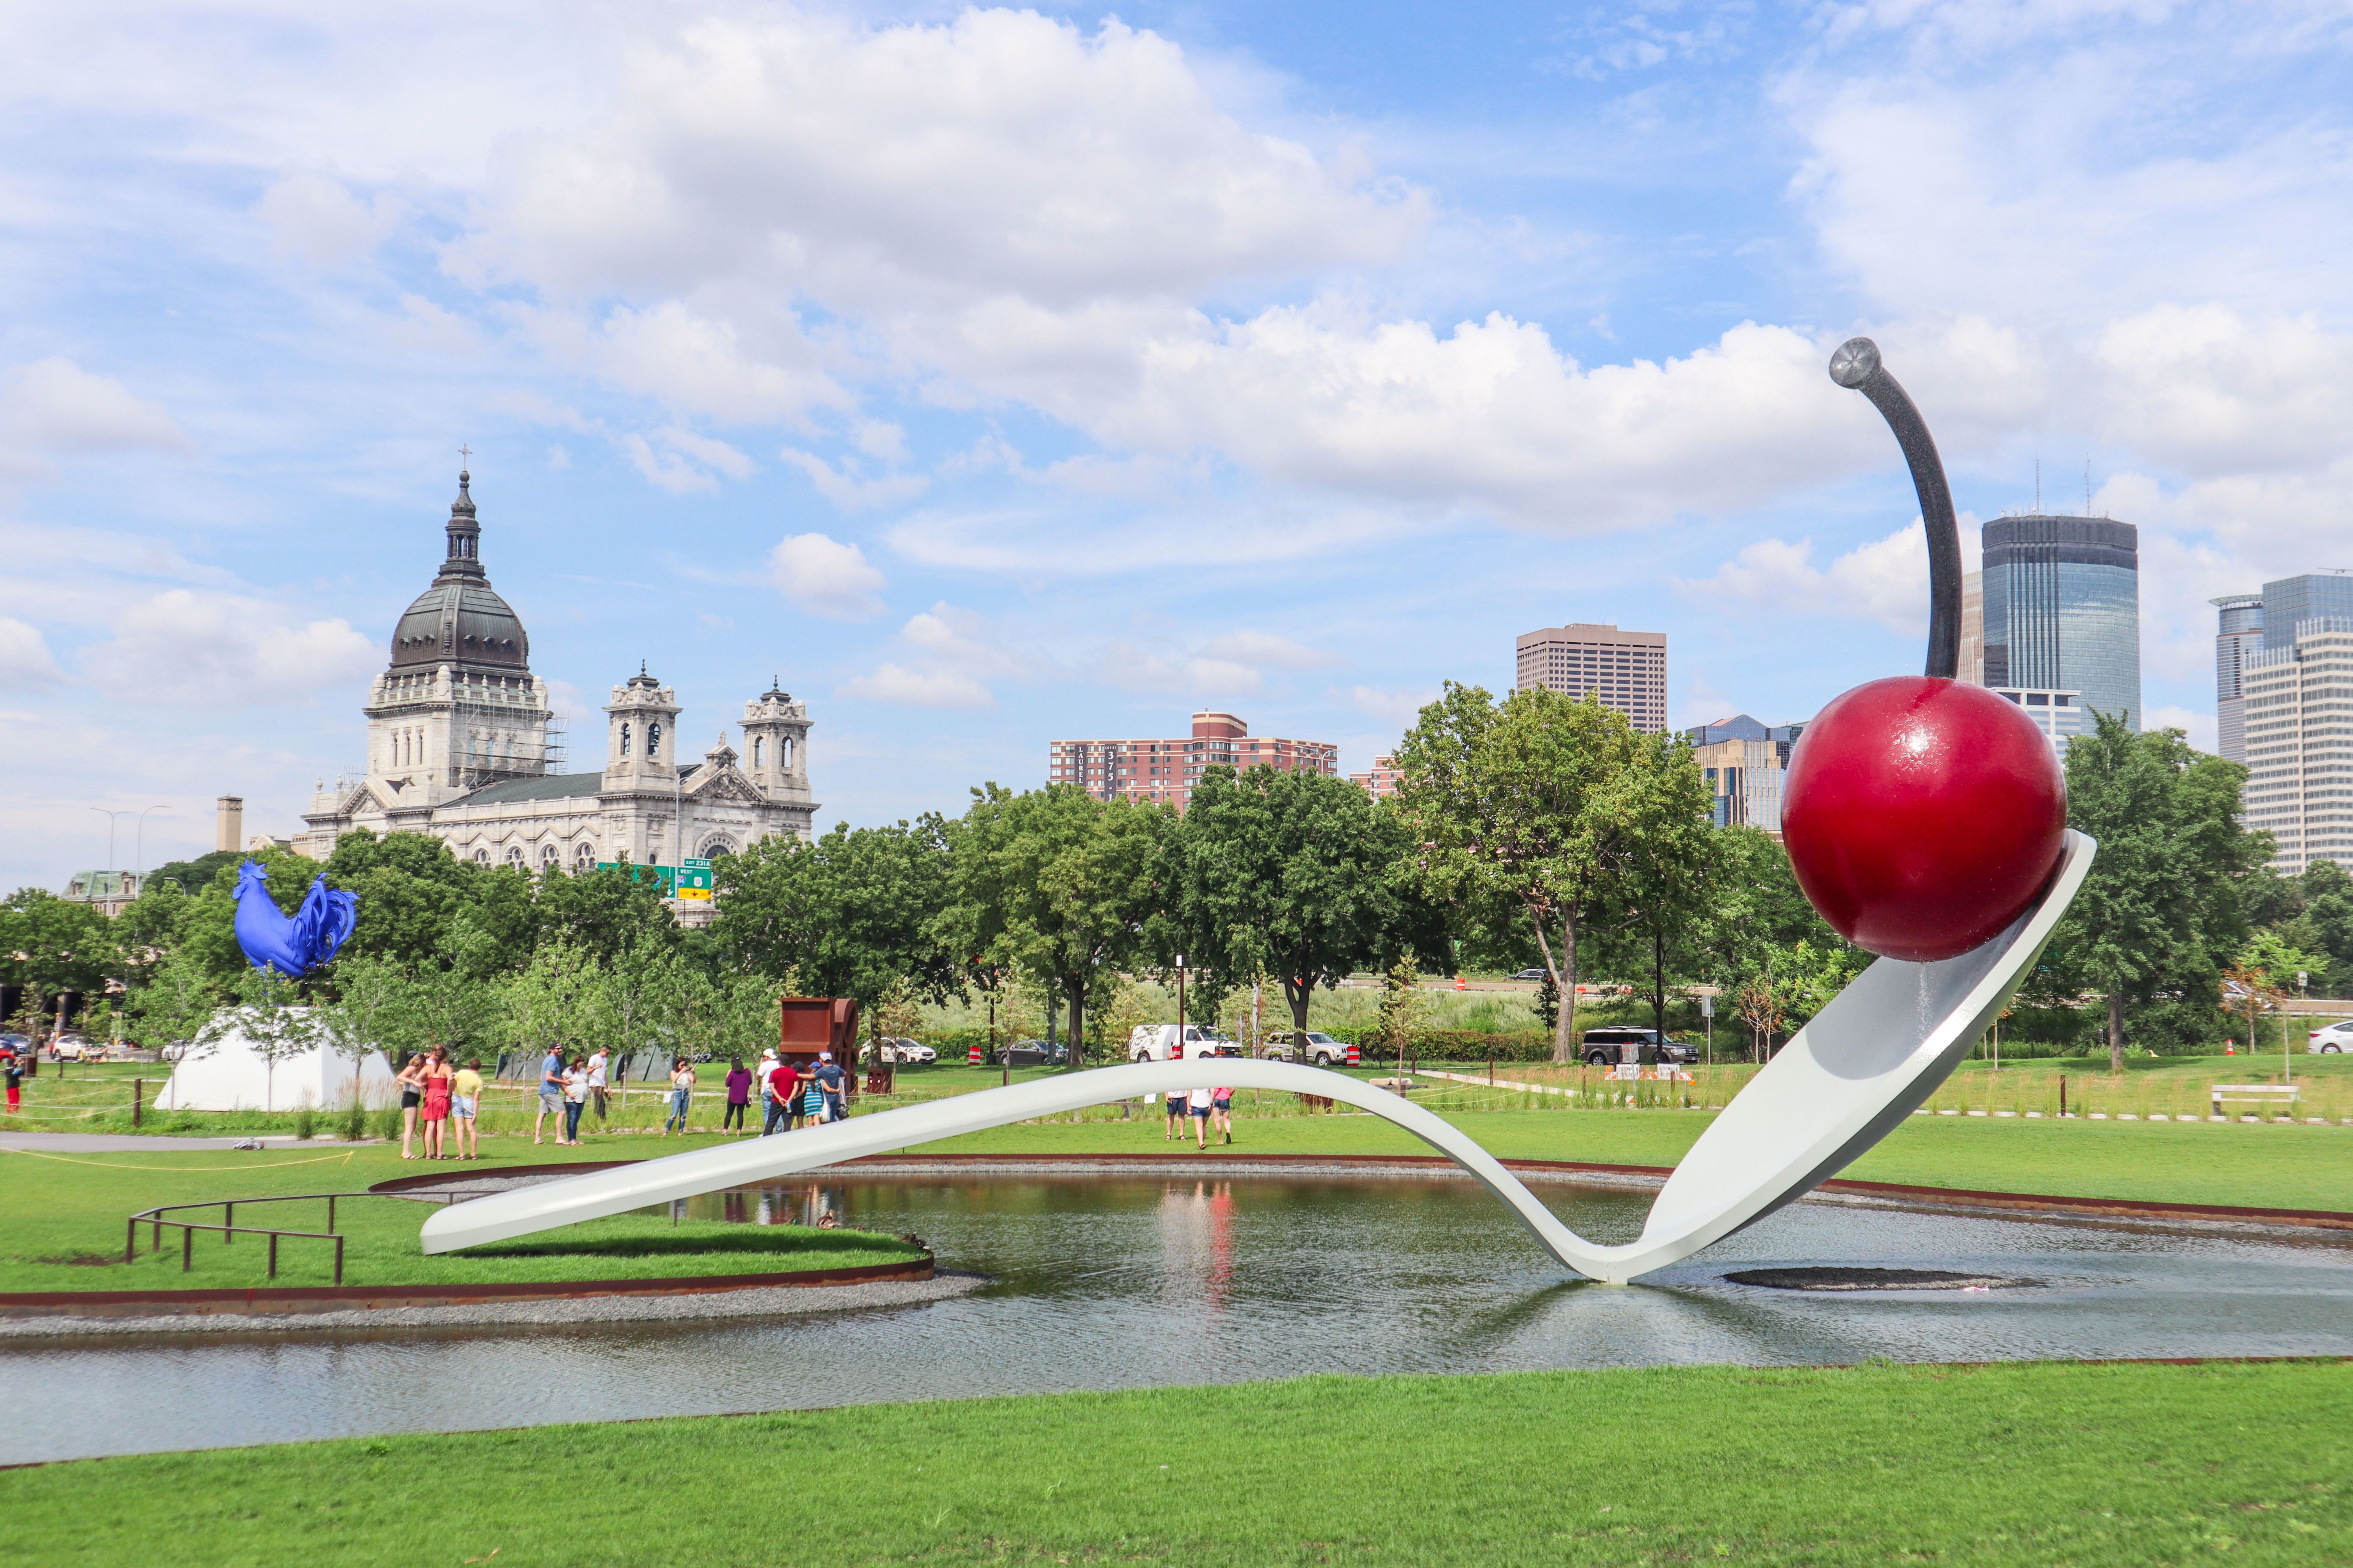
[1127,1024,1238,1062]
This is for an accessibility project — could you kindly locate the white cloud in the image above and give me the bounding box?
[460,12,1420,309]
[778,448,929,511]
[1346,683,1437,731]
[1085,314,1889,530]
[255,171,405,269]
[767,532,887,620]
[841,662,994,710]
[1679,518,1984,638]
[77,589,378,707]
[2146,702,2218,755]
[1,358,195,468]
[1199,630,1336,670]
[0,618,63,682]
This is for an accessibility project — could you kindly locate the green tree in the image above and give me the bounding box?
[1393,683,1644,1063]
[980,786,1166,1070]
[713,819,954,1037]
[0,890,120,1035]
[1595,731,1721,1039]
[1173,764,1416,1058]
[2050,712,2270,1068]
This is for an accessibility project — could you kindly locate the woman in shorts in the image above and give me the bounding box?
[449,1057,484,1159]
[394,1052,429,1160]
[1210,1085,1235,1146]
[1187,1084,1215,1148]
[1163,1089,1188,1142]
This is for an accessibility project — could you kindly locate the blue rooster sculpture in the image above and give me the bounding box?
[232,860,359,977]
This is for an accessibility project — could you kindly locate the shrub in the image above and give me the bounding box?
[343,1099,368,1141]
[293,1106,316,1140]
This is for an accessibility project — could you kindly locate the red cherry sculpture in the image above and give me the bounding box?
[1782,677,2066,962]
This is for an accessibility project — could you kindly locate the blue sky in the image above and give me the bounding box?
[5,0,2351,890]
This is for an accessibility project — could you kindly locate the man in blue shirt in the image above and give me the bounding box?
[813,1051,846,1124]
[534,1047,565,1145]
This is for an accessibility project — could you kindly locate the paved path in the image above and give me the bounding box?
[0,1131,367,1153]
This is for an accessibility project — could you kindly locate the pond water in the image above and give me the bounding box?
[8,1171,2351,1464]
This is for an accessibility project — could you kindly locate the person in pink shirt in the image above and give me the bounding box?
[1211,1084,1235,1145]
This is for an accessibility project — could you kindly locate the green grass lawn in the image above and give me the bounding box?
[3,1359,2345,1566]
[0,1137,918,1294]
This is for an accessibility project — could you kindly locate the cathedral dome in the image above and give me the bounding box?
[388,470,532,674]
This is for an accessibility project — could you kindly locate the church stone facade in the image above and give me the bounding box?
[296,471,816,898]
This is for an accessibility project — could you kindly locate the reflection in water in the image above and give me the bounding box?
[7,1173,2350,1464]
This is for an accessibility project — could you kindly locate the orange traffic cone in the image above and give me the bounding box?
[1454,976,1467,991]
[2224,1041,2235,1056]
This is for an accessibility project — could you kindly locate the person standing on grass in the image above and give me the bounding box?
[534,1044,566,1146]
[2,1043,20,1115]
[801,1072,826,1127]
[1163,1090,1187,1142]
[767,1056,800,1135]
[1187,1084,1215,1148]
[723,1058,751,1134]
[450,1057,484,1159]
[1211,1084,1235,1146]
[814,1050,846,1124]
[421,1048,454,1159]
[586,1047,610,1128]
[395,1051,429,1160]
[562,1054,590,1144]
[664,1056,696,1136]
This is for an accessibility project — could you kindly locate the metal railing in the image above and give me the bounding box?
[124,1192,371,1285]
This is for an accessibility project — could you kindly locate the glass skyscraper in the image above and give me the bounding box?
[1980,515,2140,730]
[2211,592,2263,763]
[2218,571,2353,872]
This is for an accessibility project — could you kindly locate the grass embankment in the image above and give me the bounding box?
[4,1360,2347,1565]
[0,1139,919,1294]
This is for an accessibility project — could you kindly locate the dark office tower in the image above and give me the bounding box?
[2211,593,2264,764]
[1980,514,2141,730]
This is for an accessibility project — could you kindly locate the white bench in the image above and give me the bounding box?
[2210,1083,2300,1118]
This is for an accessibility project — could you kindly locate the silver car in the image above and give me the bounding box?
[2308,1021,2353,1053]
[1261,1030,1349,1067]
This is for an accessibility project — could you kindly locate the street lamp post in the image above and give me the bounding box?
[89,808,127,870]
[134,806,169,880]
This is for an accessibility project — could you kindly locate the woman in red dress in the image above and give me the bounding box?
[420,1048,455,1160]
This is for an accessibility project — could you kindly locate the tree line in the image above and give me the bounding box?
[0,685,2298,1069]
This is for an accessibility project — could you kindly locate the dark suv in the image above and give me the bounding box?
[1580,1028,1702,1068]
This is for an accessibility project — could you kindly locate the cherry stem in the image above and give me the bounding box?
[1829,338,1962,681]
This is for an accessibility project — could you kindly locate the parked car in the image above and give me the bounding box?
[2309,1020,2353,1053]
[862,1037,938,1065]
[1260,1030,1349,1067]
[1578,1027,1703,1068]
[49,1033,92,1061]
[996,1038,1069,1068]
[1511,968,1549,983]
[1126,1024,1238,1062]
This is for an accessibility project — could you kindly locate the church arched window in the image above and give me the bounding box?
[506,845,527,868]
[620,722,632,757]
[473,847,490,865]
[752,736,765,768]
[698,834,738,859]
[648,722,662,758]
[542,844,560,869]
[574,841,596,870]
[783,736,795,770]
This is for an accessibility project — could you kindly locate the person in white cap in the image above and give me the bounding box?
[813,1050,847,1124]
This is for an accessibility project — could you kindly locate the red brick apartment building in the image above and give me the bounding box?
[1348,754,1402,800]
[1048,711,1339,810]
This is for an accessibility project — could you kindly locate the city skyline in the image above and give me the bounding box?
[7,1,2341,894]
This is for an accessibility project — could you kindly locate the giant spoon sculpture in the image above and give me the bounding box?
[425,342,2093,1284]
